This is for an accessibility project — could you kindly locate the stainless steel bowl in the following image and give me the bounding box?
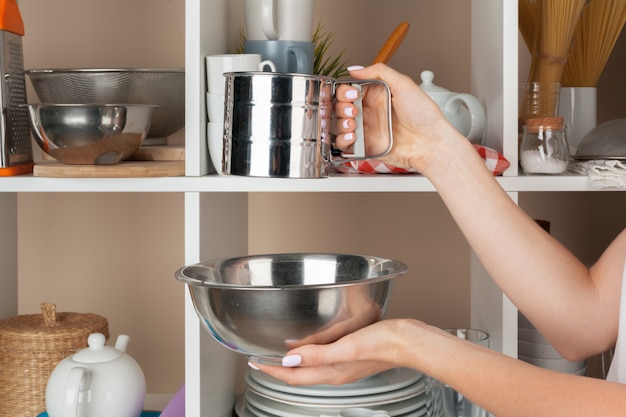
[25,103,157,165]
[176,253,408,364]
[25,68,184,142]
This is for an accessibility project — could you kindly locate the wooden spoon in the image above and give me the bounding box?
[372,21,410,64]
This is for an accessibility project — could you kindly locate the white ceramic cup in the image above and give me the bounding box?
[207,93,225,122]
[244,0,315,42]
[207,121,225,175]
[206,54,276,95]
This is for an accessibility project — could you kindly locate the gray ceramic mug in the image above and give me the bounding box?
[244,40,314,74]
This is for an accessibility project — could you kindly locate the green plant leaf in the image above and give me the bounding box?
[237,21,349,77]
[313,21,349,77]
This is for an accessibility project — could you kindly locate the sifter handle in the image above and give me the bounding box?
[351,84,365,157]
[331,79,393,163]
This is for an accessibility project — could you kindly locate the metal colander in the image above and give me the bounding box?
[26,68,185,139]
[575,118,626,160]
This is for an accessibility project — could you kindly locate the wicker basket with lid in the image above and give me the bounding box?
[0,303,108,417]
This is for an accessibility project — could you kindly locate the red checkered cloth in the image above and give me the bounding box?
[334,144,510,176]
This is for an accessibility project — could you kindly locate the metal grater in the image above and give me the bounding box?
[0,0,32,174]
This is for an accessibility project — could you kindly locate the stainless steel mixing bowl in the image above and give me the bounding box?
[25,68,184,142]
[25,103,157,165]
[176,253,408,364]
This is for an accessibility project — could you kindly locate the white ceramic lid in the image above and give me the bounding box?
[72,333,122,363]
[419,70,449,93]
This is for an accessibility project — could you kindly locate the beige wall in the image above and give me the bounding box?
[17,0,187,397]
[16,0,626,399]
[17,193,185,394]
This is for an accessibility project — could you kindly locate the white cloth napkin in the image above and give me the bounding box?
[567,159,626,189]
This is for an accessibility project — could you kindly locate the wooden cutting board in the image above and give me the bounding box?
[41,145,185,162]
[33,161,185,178]
[128,145,185,161]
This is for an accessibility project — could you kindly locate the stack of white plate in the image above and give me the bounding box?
[235,367,426,417]
[518,312,586,375]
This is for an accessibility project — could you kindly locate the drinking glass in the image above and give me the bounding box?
[425,329,490,417]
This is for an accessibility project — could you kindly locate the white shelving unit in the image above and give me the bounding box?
[0,173,608,193]
[0,0,621,416]
[182,1,614,415]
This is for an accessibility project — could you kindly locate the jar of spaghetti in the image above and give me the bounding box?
[520,116,569,174]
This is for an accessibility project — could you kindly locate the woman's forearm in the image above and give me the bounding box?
[398,319,626,417]
[422,135,615,358]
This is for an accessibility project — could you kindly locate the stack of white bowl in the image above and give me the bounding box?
[205,58,226,175]
[236,368,426,417]
[518,311,586,375]
[205,54,276,174]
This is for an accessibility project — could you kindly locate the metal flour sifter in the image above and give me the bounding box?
[0,0,32,176]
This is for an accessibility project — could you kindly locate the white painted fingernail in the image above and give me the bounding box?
[344,107,354,117]
[247,362,260,371]
[345,89,359,100]
[347,65,365,71]
[344,133,355,142]
[342,119,350,129]
[282,354,302,367]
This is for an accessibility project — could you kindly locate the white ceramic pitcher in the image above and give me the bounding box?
[45,333,146,417]
[419,70,486,144]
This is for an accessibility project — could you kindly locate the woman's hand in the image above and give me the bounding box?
[333,64,468,177]
[251,319,416,386]
[250,319,467,387]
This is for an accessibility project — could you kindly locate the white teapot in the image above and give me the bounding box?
[419,70,486,144]
[46,333,146,417]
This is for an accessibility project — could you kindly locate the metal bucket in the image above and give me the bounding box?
[222,71,392,178]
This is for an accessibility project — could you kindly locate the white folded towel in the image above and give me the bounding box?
[568,159,626,188]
